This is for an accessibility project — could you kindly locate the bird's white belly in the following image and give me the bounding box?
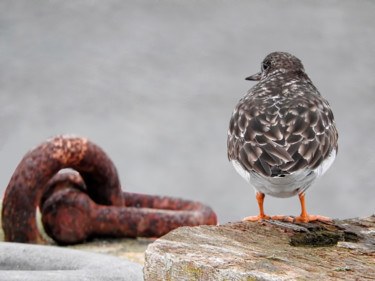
[247,169,316,198]
[231,149,336,198]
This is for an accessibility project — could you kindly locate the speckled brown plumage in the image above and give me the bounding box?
[227,52,338,222]
[228,52,338,177]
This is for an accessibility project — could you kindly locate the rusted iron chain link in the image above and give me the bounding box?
[1,135,217,244]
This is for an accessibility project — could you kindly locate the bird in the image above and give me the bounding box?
[227,52,338,223]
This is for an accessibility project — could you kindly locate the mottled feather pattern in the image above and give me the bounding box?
[228,52,338,178]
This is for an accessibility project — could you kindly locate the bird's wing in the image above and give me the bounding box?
[227,84,338,177]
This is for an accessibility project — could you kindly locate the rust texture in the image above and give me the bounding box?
[42,185,217,244]
[1,135,217,244]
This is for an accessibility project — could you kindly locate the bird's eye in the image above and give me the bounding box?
[262,60,271,71]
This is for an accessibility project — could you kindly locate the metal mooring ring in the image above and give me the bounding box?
[1,135,217,244]
[1,135,124,243]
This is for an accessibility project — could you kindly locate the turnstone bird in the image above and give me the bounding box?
[227,52,338,223]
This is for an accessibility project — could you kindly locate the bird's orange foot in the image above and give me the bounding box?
[243,214,295,222]
[270,215,294,222]
[243,214,270,221]
[294,214,332,223]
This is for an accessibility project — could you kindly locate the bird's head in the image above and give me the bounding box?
[245,52,306,82]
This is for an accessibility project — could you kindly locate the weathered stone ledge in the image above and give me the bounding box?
[2,200,375,280]
[144,216,375,280]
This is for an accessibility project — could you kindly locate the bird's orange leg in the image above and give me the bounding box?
[243,192,293,222]
[243,192,270,221]
[294,192,331,223]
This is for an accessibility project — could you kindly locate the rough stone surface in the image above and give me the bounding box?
[144,216,375,281]
[0,242,144,281]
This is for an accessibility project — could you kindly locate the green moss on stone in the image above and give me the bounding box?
[290,230,342,247]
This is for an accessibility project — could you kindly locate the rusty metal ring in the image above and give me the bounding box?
[2,135,217,244]
[2,135,124,243]
[41,182,217,244]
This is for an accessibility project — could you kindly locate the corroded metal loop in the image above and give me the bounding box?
[42,185,217,244]
[123,192,217,224]
[1,135,124,243]
[40,172,87,208]
[1,135,217,245]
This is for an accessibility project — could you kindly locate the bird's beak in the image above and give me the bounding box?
[245,72,261,81]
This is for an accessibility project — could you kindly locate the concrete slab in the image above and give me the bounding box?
[0,242,144,281]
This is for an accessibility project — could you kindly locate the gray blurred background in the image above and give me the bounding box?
[1,0,374,224]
